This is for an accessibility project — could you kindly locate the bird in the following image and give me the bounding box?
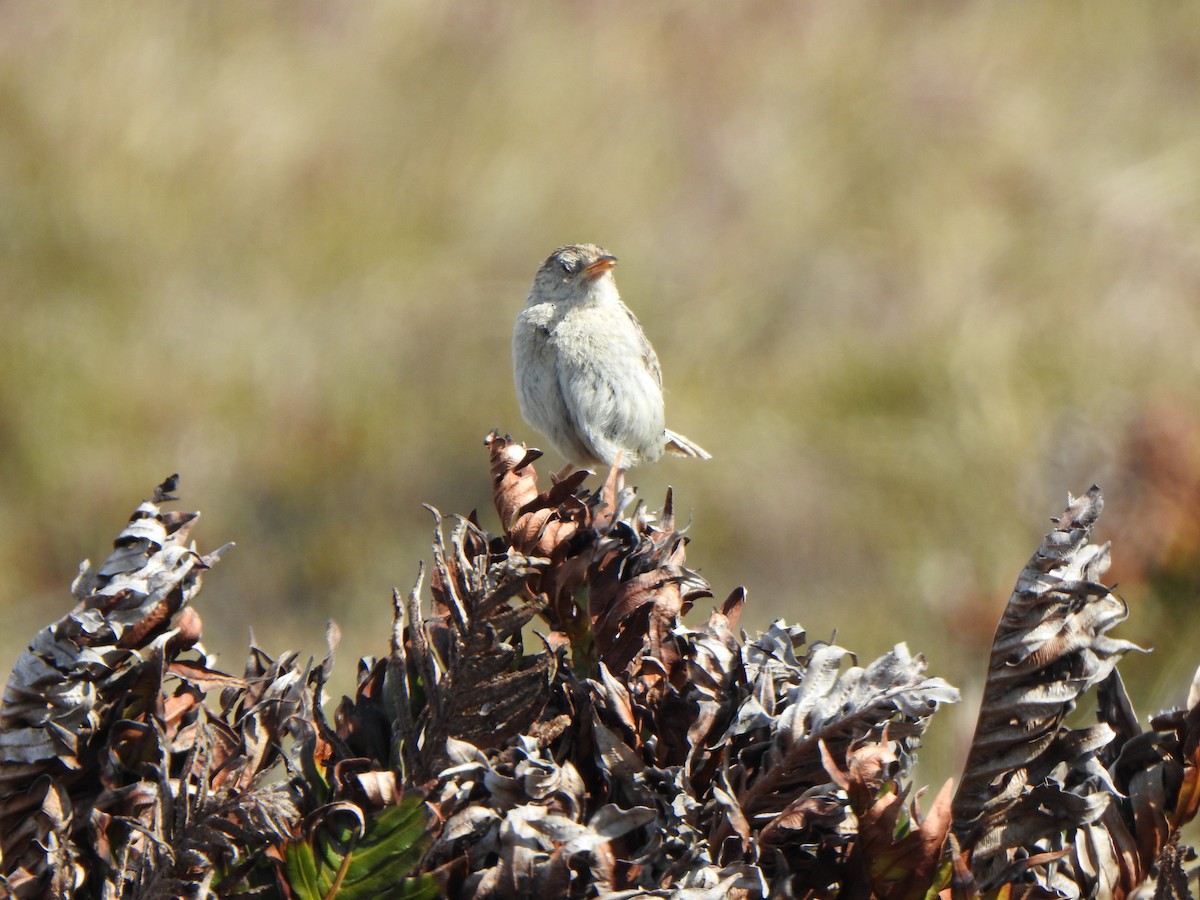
[512,243,710,473]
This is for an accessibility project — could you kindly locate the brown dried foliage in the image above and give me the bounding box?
[2,440,1200,898]
[0,477,302,898]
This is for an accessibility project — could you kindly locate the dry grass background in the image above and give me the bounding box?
[2,2,1200,789]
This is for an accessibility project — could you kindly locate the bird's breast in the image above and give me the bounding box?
[553,304,643,363]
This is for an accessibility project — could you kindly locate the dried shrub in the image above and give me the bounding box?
[0,441,1198,898]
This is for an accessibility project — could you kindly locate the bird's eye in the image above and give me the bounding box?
[559,257,575,274]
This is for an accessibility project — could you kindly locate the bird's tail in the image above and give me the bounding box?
[664,429,712,460]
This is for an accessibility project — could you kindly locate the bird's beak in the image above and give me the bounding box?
[583,255,618,279]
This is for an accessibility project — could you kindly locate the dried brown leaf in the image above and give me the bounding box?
[953,486,1146,890]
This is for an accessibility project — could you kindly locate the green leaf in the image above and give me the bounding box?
[283,797,436,900]
[283,841,323,900]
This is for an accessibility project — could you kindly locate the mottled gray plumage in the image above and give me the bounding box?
[512,243,710,470]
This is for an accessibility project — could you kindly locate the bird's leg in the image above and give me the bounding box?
[599,454,626,515]
[612,450,627,498]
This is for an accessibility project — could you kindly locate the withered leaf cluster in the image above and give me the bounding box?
[950,487,1200,898]
[412,436,960,898]
[0,443,1199,898]
[0,477,303,898]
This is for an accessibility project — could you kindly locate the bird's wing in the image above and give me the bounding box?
[625,306,663,388]
[555,330,665,467]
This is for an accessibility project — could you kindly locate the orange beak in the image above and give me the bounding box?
[583,255,617,279]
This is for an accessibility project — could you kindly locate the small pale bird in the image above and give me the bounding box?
[512,243,710,472]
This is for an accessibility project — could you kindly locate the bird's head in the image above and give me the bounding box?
[531,243,619,307]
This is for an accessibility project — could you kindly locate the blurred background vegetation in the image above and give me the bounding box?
[3,2,1200,789]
